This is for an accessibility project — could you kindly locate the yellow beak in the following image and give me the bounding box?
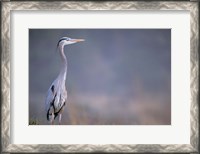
[73,39,85,42]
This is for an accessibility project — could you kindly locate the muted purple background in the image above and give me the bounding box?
[29,29,171,125]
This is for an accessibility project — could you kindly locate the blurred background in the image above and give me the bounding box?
[29,29,171,125]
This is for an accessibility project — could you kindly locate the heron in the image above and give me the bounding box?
[45,37,84,125]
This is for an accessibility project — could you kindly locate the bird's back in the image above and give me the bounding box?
[45,77,67,117]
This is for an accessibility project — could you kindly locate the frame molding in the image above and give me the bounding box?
[1,1,199,153]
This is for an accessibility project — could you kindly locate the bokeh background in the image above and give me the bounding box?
[29,29,171,125]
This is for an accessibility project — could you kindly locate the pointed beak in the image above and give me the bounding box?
[72,39,85,43]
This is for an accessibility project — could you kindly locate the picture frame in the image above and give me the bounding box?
[1,1,199,153]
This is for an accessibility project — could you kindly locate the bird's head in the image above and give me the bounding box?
[57,37,84,48]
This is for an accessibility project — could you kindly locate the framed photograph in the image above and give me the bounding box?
[1,1,199,153]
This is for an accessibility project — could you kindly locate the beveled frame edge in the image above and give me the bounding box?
[1,1,199,153]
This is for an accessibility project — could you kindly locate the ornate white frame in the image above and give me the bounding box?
[1,1,199,153]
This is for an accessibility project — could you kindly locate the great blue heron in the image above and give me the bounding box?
[45,37,84,124]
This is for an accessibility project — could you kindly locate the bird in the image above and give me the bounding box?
[45,37,84,125]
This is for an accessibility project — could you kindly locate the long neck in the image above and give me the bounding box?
[59,44,67,78]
